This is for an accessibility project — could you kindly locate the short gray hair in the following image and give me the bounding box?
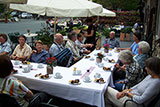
[110,31,115,34]
[138,41,150,54]
[119,50,133,64]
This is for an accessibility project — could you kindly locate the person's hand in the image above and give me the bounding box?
[120,65,126,71]
[88,44,93,48]
[83,50,91,54]
[116,92,125,99]
[32,50,37,53]
[126,92,134,98]
[116,81,124,84]
[115,63,120,68]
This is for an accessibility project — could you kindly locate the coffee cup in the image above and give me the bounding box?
[77,70,81,74]
[84,76,90,82]
[94,73,101,78]
[55,72,61,78]
[23,67,30,73]
[28,65,33,70]
[14,61,20,65]
[37,64,43,68]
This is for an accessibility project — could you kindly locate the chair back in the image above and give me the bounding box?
[0,93,20,107]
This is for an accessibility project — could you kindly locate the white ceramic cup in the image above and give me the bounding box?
[84,76,90,81]
[38,64,43,68]
[14,61,20,65]
[23,67,30,73]
[55,72,61,77]
[94,73,101,78]
[77,70,81,74]
[28,65,33,70]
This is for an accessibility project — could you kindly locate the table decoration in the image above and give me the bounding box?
[104,43,109,53]
[96,53,104,63]
[46,57,57,74]
[27,29,31,35]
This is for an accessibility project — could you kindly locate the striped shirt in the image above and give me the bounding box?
[12,43,32,58]
[0,76,29,107]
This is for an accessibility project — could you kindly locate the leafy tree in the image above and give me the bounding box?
[0,4,6,13]
[93,0,140,10]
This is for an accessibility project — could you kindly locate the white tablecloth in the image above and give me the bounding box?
[12,49,119,107]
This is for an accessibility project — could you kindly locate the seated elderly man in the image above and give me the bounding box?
[104,31,120,49]
[118,31,141,55]
[65,31,81,62]
[27,40,49,64]
[11,35,32,61]
[75,31,93,54]
[0,33,11,55]
[49,33,64,57]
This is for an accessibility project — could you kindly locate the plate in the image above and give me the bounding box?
[69,82,81,85]
[54,75,63,79]
[22,70,30,73]
[94,78,106,84]
[37,65,44,68]
[72,73,82,76]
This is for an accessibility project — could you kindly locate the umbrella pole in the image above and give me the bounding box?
[54,16,56,35]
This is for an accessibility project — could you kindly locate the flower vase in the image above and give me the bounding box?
[104,48,109,53]
[46,65,53,74]
[96,57,102,63]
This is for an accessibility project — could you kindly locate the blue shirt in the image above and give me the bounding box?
[0,41,11,55]
[49,42,64,57]
[28,49,49,64]
[104,38,120,49]
[133,54,149,68]
[130,42,138,55]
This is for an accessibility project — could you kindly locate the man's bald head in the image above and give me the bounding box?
[54,33,63,44]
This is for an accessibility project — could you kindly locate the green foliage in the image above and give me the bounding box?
[0,4,6,13]
[125,26,132,33]
[93,0,140,10]
[96,31,102,37]
[36,24,53,46]
[57,29,66,36]
[103,28,111,38]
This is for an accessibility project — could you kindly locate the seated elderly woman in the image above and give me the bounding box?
[27,40,49,64]
[114,41,151,91]
[11,35,32,61]
[0,33,11,55]
[105,57,160,107]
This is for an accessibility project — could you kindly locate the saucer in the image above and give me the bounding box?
[83,79,92,83]
[72,73,82,76]
[54,75,63,79]
[22,70,30,73]
[37,65,44,68]
[90,58,94,61]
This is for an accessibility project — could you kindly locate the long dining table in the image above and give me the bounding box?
[12,49,119,107]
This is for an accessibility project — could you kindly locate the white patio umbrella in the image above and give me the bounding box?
[99,8,116,17]
[0,0,27,4]
[10,0,103,33]
[10,0,103,17]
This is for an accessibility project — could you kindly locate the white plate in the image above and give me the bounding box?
[54,75,63,79]
[37,65,44,68]
[83,79,92,83]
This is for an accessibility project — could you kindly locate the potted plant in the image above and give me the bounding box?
[120,28,126,41]
[104,43,109,53]
[36,24,53,51]
[125,26,132,41]
[46,57,57,74]
[96,53,104,63]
